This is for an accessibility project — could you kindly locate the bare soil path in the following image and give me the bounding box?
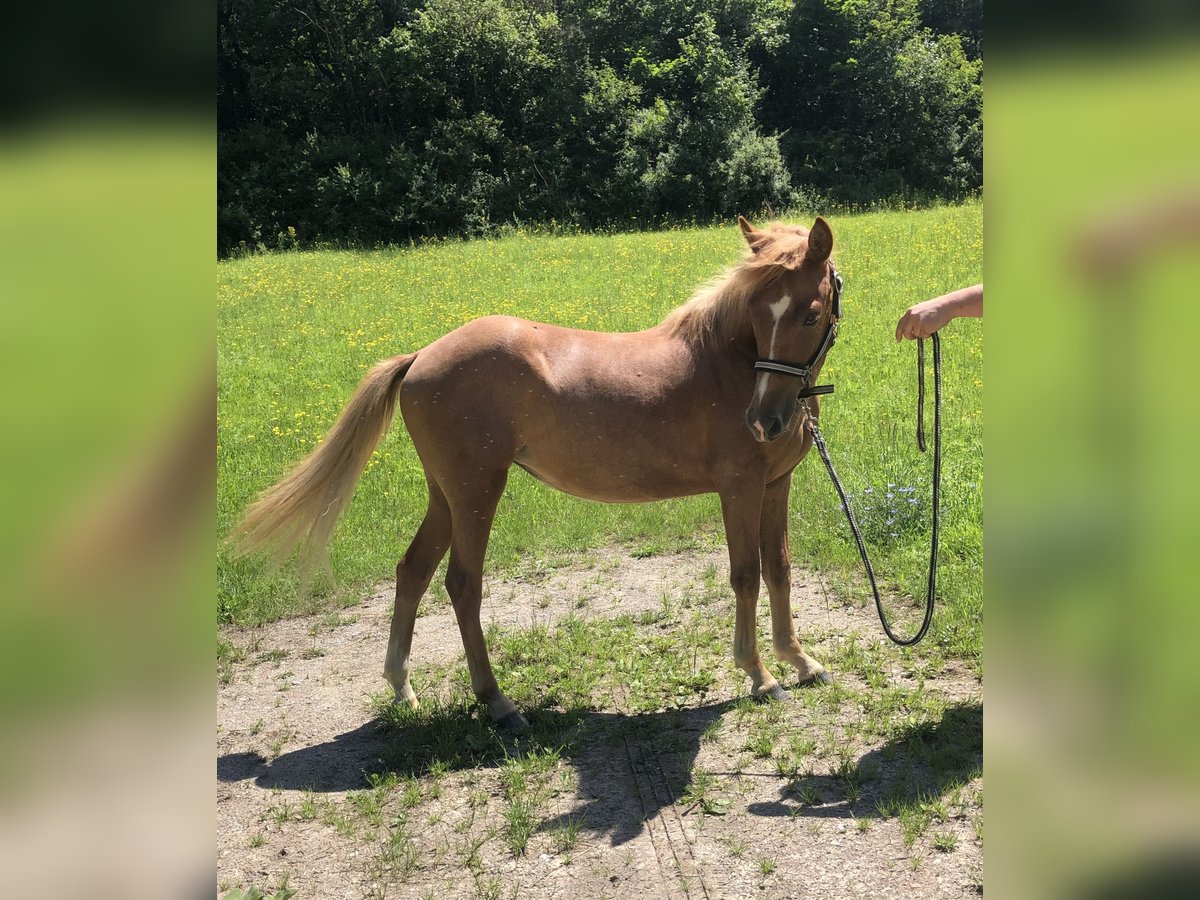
[218,549,982,899]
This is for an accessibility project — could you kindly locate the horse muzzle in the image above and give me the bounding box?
[745,403,796,443]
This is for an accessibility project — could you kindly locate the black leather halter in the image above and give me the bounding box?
[752,264,842,398]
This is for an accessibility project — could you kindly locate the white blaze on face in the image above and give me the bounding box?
[754,295,793,405]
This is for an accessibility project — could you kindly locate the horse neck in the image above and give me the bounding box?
[719,317,757,362]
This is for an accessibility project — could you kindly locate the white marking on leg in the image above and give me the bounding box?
[384,643,418,708]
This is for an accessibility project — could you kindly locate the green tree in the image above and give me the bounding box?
[217,0,981,254]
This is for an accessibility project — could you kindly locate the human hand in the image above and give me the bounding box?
[895,298,954,342]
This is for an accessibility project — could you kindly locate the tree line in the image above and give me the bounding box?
[218,0,981,255]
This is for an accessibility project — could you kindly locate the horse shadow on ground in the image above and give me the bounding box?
[746,702,982,820]
[219,697,731,846]
[218,698,980,845]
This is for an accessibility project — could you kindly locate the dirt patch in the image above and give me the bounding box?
[218,548,982,899]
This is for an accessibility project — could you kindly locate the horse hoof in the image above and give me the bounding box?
[495,710,530,731]
[801,670,833,687]
[757,684,791,703]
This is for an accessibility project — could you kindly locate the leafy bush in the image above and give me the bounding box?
[218,0,982,254]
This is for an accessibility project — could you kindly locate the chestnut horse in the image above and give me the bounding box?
[233,216,840,729]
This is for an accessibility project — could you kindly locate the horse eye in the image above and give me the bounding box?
[804,313,820,326]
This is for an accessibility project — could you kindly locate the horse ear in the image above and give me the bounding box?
[738,215,763,251]
[807,217,834,262]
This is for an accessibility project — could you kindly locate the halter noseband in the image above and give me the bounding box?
[752,264,843,398]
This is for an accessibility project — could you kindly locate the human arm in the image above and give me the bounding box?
[895,284,983,342]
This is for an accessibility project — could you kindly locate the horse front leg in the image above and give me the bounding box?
[760,474,830,688]
[720,486,786,701]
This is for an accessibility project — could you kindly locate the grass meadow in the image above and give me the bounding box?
[218,202,981,664]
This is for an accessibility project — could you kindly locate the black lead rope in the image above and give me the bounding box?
[807,333,941,646]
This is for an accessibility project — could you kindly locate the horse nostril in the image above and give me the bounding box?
[765,415,785,440]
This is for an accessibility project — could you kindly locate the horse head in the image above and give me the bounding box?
[738,215,839,442]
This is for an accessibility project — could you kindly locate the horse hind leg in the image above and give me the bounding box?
[384,482,452,708]
[441,468,528,730]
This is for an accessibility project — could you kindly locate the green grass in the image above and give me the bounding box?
[218,202,982,664]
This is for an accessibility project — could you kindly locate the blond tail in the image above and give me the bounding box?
[229,352,418,574]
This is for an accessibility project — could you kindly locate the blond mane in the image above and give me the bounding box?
[661,223,821,347]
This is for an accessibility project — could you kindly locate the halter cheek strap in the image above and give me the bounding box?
[753,265,842,398]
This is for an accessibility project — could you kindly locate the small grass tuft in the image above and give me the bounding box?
[550,816,583,853]
[932,830,959,852]
[724,835,747,858]
[503,797,536,855]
